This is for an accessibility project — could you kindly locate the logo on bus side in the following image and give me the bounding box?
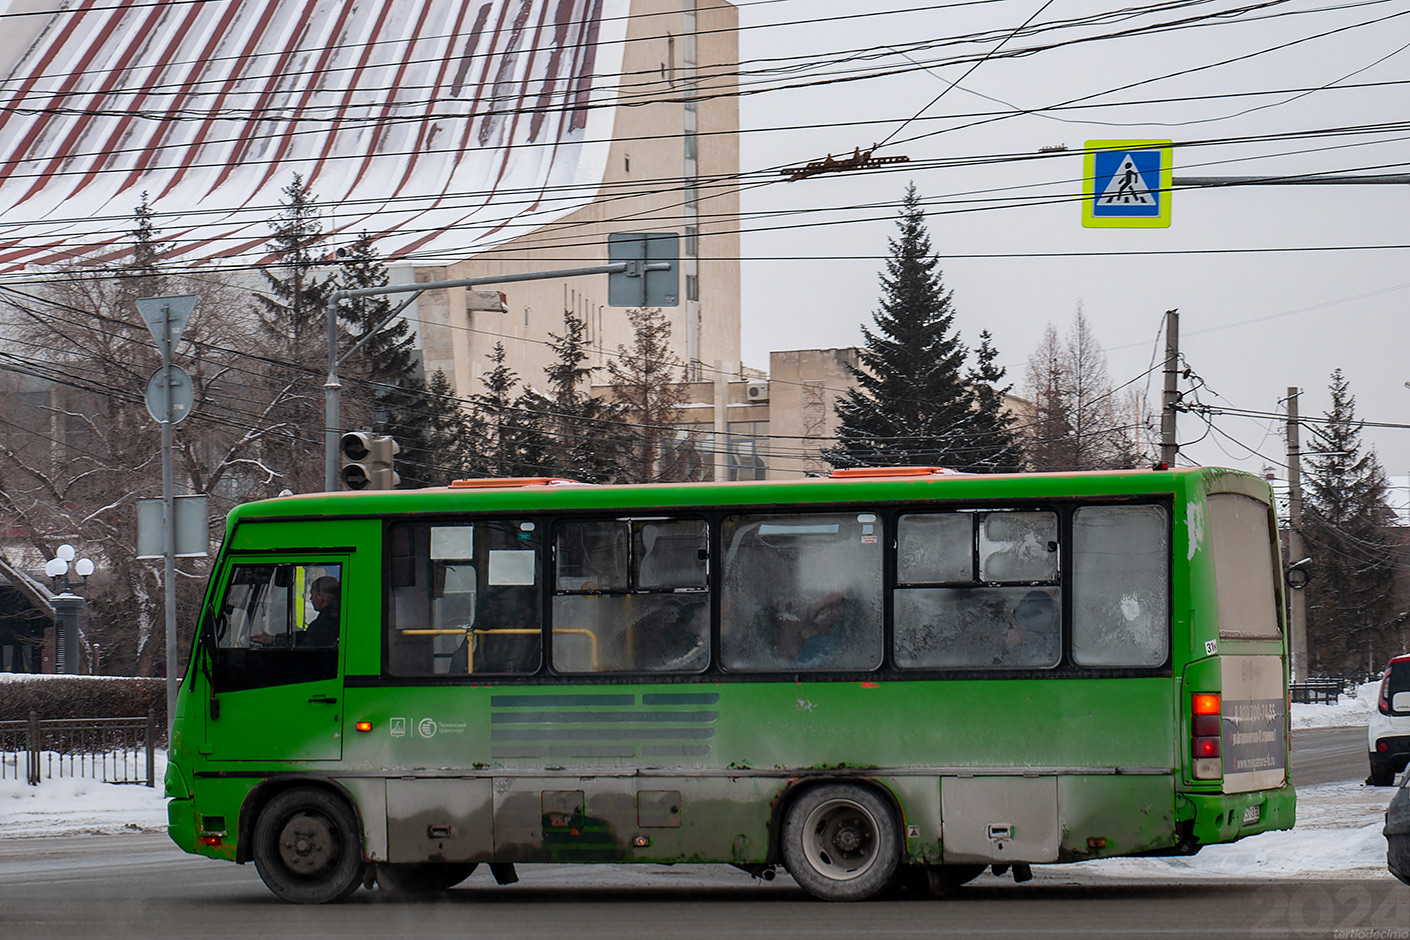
[418,718,438,738]
[390,717,407,737]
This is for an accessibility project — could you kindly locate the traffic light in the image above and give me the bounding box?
[339,431,400,490]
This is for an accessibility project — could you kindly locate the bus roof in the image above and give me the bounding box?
[226,465,1272,526]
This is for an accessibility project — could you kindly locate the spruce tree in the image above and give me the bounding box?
[335,231,434,486]
[966,330,1024,473]
[825,183,1015,472]
[539,310,625,482]
[1301,369,1398,676]
[465,343,548,478]
[253,174,337,493]
[416,369,475,483]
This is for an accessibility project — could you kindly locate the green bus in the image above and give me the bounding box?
[164,466,1295,903]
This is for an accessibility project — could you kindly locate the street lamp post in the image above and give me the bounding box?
[44,544,95,675]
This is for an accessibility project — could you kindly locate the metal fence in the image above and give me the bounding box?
[1290,677,1352,705]
[0,713,157,787]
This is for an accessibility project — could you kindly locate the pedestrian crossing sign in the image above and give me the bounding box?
[1082,140,1172,228]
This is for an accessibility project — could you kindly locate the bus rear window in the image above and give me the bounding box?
[1207,494,1281,640]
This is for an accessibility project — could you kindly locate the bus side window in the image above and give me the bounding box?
[551,518,710,674]
[387,522,542,677]
[894,512,1060,670]
[1071,505,1169,667]
[720,512,882,673]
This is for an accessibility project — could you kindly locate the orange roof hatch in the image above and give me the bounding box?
[449,477,586,489]
[828,467,958,479]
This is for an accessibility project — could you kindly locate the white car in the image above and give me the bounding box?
[1368,652,1410,787]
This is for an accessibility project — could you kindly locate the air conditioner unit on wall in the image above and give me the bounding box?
[746,382,769,402]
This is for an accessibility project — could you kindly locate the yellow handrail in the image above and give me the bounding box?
[400,627,598,672]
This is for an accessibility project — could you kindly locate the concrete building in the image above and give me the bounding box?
[593,349,862,482]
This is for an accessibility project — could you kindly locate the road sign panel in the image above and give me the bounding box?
[136,294,198,347]
[145,365,194,424]
[608,233,679,307]
[1082,140,1173,228]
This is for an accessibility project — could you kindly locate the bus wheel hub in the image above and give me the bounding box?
[279,814,334,874]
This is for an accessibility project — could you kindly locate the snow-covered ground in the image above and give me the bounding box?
[0,682,1398,881]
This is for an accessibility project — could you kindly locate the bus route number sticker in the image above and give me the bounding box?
[1205,640,1218,656]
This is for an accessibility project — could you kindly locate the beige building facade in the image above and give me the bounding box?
[414,0,741,400]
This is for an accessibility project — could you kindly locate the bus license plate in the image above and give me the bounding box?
[1243,805,1261,825]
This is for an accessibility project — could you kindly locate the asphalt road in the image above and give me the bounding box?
[1292,724,1371,787]
[0,726,1401,940]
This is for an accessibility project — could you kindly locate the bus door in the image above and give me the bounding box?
[202,557,348,762]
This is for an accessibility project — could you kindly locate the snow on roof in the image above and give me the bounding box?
[0,0,628,275]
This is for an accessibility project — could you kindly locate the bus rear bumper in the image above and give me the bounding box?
[1184,785,1296,846]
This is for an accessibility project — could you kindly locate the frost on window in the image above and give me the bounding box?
[979,511,1058,582]
[895,586,1060,669]
[897,513,972,583]
[720,512,882,672]
[1071,505,1169,667]
[552,518,709,674]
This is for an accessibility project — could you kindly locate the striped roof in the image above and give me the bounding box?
[0,0,625,275]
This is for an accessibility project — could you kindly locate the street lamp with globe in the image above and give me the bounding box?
[44,544,95,673]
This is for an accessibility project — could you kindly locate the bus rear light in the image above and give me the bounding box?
[1191,693,1223,780]
[1192,715,1220,737]
[1378,740,1390,753]
[1192,693,1220,715]
[355,721,373,733]
[198,833,224,847]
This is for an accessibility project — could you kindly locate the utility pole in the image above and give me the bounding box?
[1285,387,1308,682]
[1160,309,1180,467]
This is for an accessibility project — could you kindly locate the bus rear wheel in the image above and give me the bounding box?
[252,788,366,904]
[782,784,901,901]
[377,862,477,894]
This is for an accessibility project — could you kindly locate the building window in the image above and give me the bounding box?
[685,226,698,257]
[685,274,699,302]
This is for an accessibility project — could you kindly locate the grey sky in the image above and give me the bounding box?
[736,0,1410,482]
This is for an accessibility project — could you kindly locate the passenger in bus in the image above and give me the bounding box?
[773,591,852,667]
[298,576,341,647]
[995,590,1059,666]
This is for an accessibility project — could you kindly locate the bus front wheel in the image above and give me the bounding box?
[781,784,901,901]
[252,788,366,904]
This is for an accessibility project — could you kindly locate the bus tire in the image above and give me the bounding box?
[377,862,477,894]
[781,783,901,901]
[252,788,366,904]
